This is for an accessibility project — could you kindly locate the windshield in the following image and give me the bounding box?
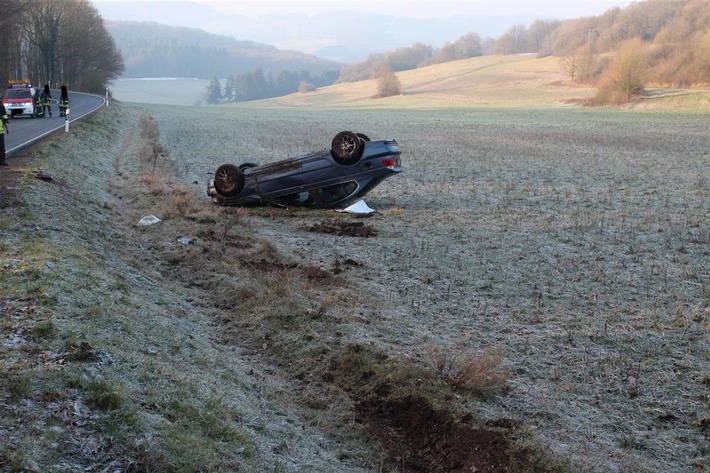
[6,89,32,99]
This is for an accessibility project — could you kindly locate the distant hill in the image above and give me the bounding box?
[248,54,709,112]
[107,21,342,79]
[94,0,546,63]
[336,0,709,95]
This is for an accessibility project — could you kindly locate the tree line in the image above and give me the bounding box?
[205,68,340,103]
[0,0,123,93]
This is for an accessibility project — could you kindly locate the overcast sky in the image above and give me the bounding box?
[93,0,634,19]
[91,0,635,61]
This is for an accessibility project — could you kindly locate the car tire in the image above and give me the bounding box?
[356,133,371,142]
[331,131,364,165]
[214,164,244,197]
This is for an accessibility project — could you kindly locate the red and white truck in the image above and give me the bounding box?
[2,80,39,118]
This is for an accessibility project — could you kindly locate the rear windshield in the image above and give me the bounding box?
[5,89,32,99]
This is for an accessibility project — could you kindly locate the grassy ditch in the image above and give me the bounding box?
[0,109,264,472]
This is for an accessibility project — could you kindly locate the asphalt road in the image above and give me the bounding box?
[4,90,107,158]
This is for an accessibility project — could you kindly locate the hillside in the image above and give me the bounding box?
[103,0,709,104]
[238,54,710,111]
[337,0,710,90]
[107,21,342,79]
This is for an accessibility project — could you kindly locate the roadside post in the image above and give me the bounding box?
[65,108,70,133]
[106,88,109,107]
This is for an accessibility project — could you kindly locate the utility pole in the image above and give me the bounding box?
[586,28,597,53]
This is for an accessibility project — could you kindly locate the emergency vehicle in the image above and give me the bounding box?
[2,80,39,118]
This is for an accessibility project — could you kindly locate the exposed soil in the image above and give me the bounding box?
[359,396,510,473]
[303,219,378,237]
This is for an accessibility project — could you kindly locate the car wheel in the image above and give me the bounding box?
[214,164,244,197]
[356,133,371,142]
[331,131,364,165]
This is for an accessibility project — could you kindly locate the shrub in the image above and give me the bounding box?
[86,380,122,410]
[376,69,401,98]
[427,345,511,397]
[32,320,56,339]
[139,114,159,143]
[593,38,648,104]
[298,81,316,93]
[168,184,194,217]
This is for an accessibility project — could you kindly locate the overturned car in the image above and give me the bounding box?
[207,131,402,208]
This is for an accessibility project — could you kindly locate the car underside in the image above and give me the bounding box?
[207,131,402,209]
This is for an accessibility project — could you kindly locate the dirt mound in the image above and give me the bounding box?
[360,396,510,472]
[303,219,377,237]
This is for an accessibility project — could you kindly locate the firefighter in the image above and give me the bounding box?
[34,89,43,117]
[41,84,52,117]
[0,99,9,166]
[59,85,68,117]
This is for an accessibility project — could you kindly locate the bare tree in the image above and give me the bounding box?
[560,54,580,81]
[24,0,65,85]
[494,24,527,54]
[1,0,122,92]
[526,19,561,56]
[0,0,30,81]
[560,49,598,82]
[56,0,124,91]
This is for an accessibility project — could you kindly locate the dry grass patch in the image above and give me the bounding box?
[427,344,511,398]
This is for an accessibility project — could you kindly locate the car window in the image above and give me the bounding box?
[6,89,31,99]
[275,191,316,207]
[316,181,358,205]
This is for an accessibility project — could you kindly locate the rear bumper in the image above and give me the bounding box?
[5,104,35,117]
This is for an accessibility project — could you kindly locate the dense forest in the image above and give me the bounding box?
[0,0,123,93]
[339,0,709,102]
[106,21,341,80]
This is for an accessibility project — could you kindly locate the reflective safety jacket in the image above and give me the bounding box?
[0,104,8,134]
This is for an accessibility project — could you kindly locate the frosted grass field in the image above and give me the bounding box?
[109,78,214,106]
[124,102,710,473]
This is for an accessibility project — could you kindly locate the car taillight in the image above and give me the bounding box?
[382,157,397,168]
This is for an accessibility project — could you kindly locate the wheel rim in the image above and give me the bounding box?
[333,133,360,161]
[215,165,241,195]
[331,131,365,165]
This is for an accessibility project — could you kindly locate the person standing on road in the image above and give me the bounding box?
[34,89,43,117]
[0,99,9,166]
[41,84,52,117]
[59,85,69,117]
